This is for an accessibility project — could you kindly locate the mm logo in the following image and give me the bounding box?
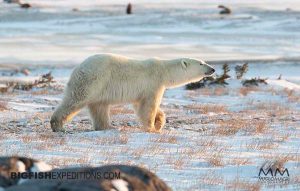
[258,168,290,184]
[259,168,289,177]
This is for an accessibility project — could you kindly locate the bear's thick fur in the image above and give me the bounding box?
[50,54,215,132]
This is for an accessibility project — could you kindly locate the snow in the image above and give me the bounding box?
[0,62,299,190]
[267,79,300,90]
[0,1,300,190]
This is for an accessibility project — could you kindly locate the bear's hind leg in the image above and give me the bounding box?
[88,103,110,130]
[50,100,86,132]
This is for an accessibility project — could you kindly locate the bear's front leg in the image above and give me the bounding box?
[88,103,111,130]
[51,98,86,132]
[135,94,163,133]
[154,108,166,132]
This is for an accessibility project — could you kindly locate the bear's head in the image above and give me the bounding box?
[181,58,215,77]
[164,58,215,88]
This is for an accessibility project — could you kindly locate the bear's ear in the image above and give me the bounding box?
[181,60,189,69]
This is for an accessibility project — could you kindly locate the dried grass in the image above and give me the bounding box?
[200,171,224,185]
[246,139,278,151]
[150,134,177,144]
[213,87,229,96]
[239,86,259,96]
[21,135,34,143]
[130,147,145,160]
[0,101,7,111]
[165,156,187,170]
[186,87,229,97]
[31,89,50,95]
[213,117,269,136]
[94,134,129,145]
[226,179,261,191]
[207,152,224,167]
[282,89,300,103]
[229,157,252,166]
[213,118,248,136]
[254,102,291,117]
[255,121,268,134]
[262,154,296,170]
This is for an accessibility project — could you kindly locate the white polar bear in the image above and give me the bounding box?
[50,54,215,133]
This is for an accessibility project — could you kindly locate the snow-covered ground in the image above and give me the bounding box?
[0,0,300,190]
[0,61,299,190]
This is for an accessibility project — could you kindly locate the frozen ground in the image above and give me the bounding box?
[0,61,299,190]
[1,0,300,190]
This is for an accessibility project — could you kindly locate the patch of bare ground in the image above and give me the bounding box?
[0,101,7,111]
[239,86,260,96]
[184,104,228,114]
[30,89,50,95]
[187,87,229,97]
[226,179,261,191]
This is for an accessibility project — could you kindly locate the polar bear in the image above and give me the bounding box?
[50,54,215,133]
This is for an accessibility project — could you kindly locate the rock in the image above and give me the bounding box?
[218,5,231,15]
[19,3,31,9]
[0,156,172,191]
[20,68,30,76]
[126,3,132,14]
[0,156,52,188]
[3,0,20,4]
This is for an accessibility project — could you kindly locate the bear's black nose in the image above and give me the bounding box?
[205,68,215,75]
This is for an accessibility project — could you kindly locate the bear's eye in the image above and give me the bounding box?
[199,63,203,66]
